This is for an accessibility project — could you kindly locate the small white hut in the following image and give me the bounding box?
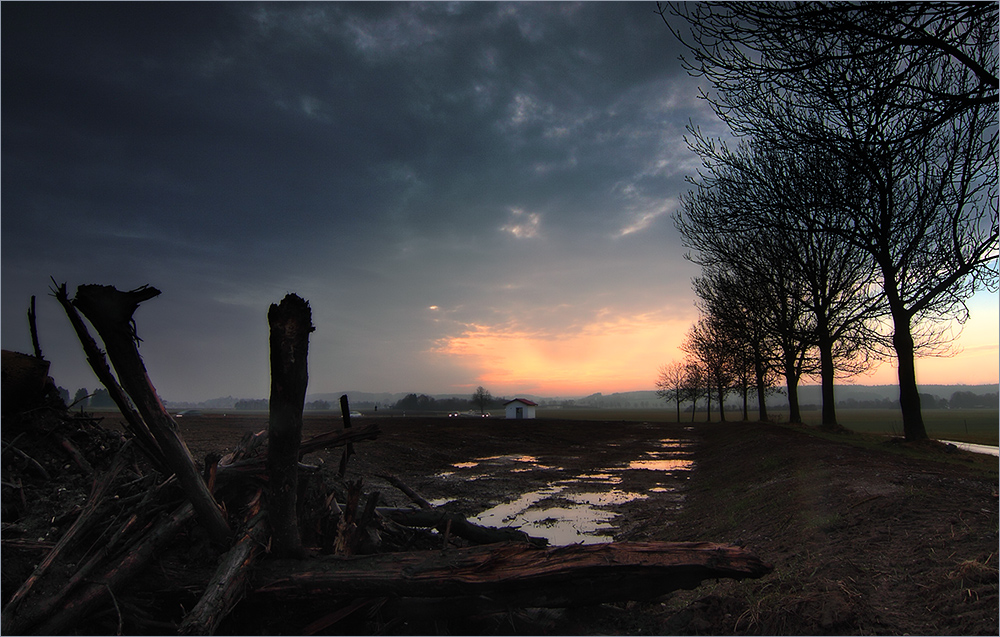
[504,398,537,420]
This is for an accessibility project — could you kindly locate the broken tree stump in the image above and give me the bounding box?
[52,282,165,467]
[252,541,772,609]
[70,284,231,545]
[266,293,314,558]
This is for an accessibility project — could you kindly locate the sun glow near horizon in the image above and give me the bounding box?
[431,294,998,397]
[432,310,693,396]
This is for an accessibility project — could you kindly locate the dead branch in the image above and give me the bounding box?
[71,284,230,546]
[27,295,42,360]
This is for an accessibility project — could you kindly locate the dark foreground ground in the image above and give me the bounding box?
[4,412,997,635]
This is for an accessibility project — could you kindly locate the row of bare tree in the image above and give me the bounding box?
[655,2,998,440]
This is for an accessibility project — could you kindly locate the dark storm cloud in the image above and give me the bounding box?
[3,2,711,400]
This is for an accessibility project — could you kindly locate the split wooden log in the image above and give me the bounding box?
[70,284,231,546]
[266,293,314,558]
[252,541,773,608]
[178,493,268,636]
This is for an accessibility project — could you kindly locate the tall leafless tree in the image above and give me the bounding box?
[665,1,998,440]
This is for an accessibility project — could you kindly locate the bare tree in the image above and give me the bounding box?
[665,1,998,440]
[655,361,688,422]
[681,135,885,428]
[471,386,492,415]
[682,318,734,422]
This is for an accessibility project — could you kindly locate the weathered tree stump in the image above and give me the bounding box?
[265,294,314,558]
[70,284,231,545]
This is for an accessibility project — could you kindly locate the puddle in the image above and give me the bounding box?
[471,485,621,544]
[625,458,694,472]
[438,436,695,544]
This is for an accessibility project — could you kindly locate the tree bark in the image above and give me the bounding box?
[251,541,772,608]
[266,294,314,558]
[71,284,230,545]
[179,506,268,635]
[893,317,927,441]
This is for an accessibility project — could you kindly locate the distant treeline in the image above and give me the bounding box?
[390,393,504,412]
[233,398,333,411]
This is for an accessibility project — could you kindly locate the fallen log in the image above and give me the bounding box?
[70,284,230,545]
[252,541,772,609]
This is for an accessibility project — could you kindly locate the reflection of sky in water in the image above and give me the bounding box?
[626,458,694,471]
[436,436,694,544]
[472,485,621,545]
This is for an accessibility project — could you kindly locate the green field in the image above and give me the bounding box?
[535,407,999,447]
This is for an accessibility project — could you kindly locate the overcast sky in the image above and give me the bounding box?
[3,2,997,403]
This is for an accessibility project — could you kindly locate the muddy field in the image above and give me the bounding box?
[180,412,998,635]
[5,410,998,635]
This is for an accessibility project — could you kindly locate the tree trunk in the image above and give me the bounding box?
[71,285,230,545]
[754,358,768,422]
[783,347,802,424]
[266,294,314,559]
[892,316,927,441]
[817,332,839,428]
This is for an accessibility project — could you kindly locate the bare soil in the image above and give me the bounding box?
[4,411,997,635]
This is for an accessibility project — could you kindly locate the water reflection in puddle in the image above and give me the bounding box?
[437,437,694,544]
[626,458,694,472]
[471,485,629,544]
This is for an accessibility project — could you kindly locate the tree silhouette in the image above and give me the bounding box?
[471,386,493,415]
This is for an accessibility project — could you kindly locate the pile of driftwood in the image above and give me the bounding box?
[1,283,772,635]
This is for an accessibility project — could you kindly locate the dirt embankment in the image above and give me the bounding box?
[641,421,999,636]
[290,415,999,635]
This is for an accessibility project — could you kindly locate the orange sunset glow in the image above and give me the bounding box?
[435,295,999,396]
[433,310,695,395]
